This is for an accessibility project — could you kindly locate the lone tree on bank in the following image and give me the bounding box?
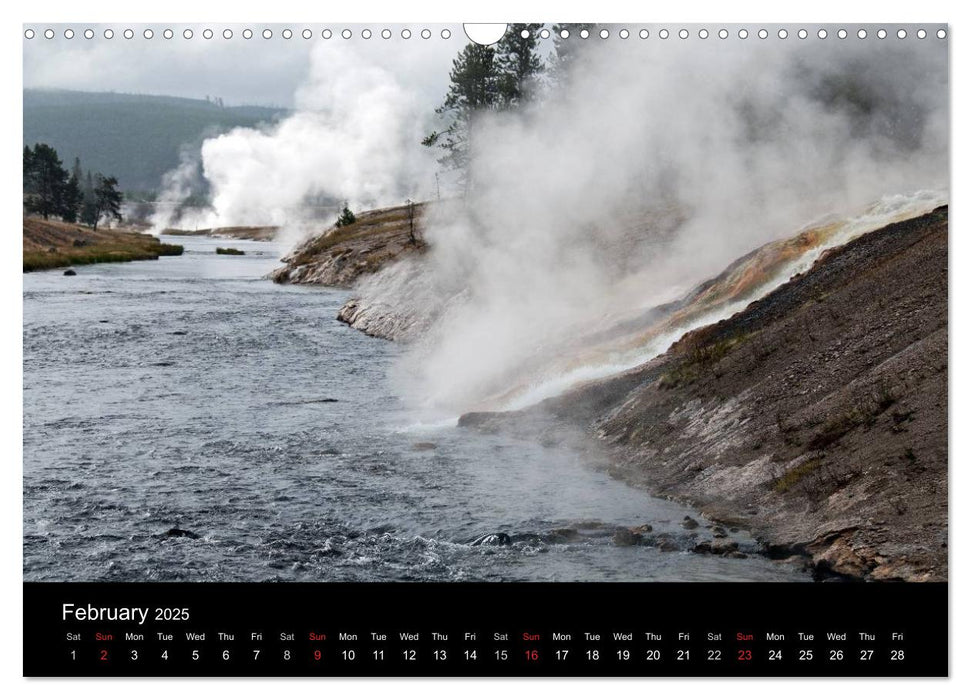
[405,199,419,245]
[335,202,356,228]
[82,174,123,231]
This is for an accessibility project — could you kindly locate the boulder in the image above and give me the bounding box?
[612,527,643,547]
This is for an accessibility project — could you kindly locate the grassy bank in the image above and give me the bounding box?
[23,217,183,272]
[271,202,427,288]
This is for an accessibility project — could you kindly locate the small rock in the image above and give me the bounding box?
[711,525,728,538]
[655,533,680,552]
[63,269,77,276]
[631,524,653,535]
[682,516,699,530]
[710,540,739,556]
[412,442,437,451]
[316,542,342,557]
[548,528,580,543]
[612,527,643,547]
[164,527,200,539]
[470,533,512,546]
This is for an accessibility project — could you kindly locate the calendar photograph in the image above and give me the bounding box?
[23,22,948,594]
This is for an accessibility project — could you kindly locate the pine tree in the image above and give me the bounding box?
[80,171,97,226]
[60,174,82,223]
[23,143,72,220]
[83,174,123,231]
[549,23,597,86]
[23,145,34,182]
[423,43,502,188]
[496,24,545,105]
[335,202,356,228]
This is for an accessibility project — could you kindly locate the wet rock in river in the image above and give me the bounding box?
[63,269,77,276]
[693,539,741,556]
[653,533,681,552]
[164,527,200,540]
[316,541,342,557]
[682,516,699,530]
[547,528,581,543]
[470,533,512,546]
[612,527,643,547]
[412,442,437,451]
[711,540,739,555]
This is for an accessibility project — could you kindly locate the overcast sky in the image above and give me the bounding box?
[23,23,469,108]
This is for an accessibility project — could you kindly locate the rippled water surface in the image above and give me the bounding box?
[23,236,807,582]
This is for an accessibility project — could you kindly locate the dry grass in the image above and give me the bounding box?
[659,332,749,389]
[289,203,426,266]
[23,217,183,272]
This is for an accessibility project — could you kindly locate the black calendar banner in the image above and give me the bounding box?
[24,582,947,677]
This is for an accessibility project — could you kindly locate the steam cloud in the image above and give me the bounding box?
[151,42,441,243]
[386,34,948,416]
[156,30,948,418]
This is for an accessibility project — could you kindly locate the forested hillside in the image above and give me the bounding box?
[23,89,287,192]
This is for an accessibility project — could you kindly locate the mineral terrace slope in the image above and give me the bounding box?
[461,207,948,581]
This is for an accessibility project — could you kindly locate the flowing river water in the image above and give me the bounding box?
[23,236,808,582]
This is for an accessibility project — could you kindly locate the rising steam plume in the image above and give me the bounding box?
[155,29,948,418]
[389,33,948,416]
[151,40,443,245]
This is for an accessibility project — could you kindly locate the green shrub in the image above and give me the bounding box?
[773,458,822,493]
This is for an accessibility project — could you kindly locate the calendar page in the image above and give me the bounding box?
[21,20,948,678]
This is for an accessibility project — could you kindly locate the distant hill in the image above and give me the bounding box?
[23,89,288,193]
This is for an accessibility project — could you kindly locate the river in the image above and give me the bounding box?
[22,236,807,582]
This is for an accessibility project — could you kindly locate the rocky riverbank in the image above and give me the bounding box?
[162,225,279,241]
[460,208,948,581]
[268,203,431,340]
[270,203,425,286]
